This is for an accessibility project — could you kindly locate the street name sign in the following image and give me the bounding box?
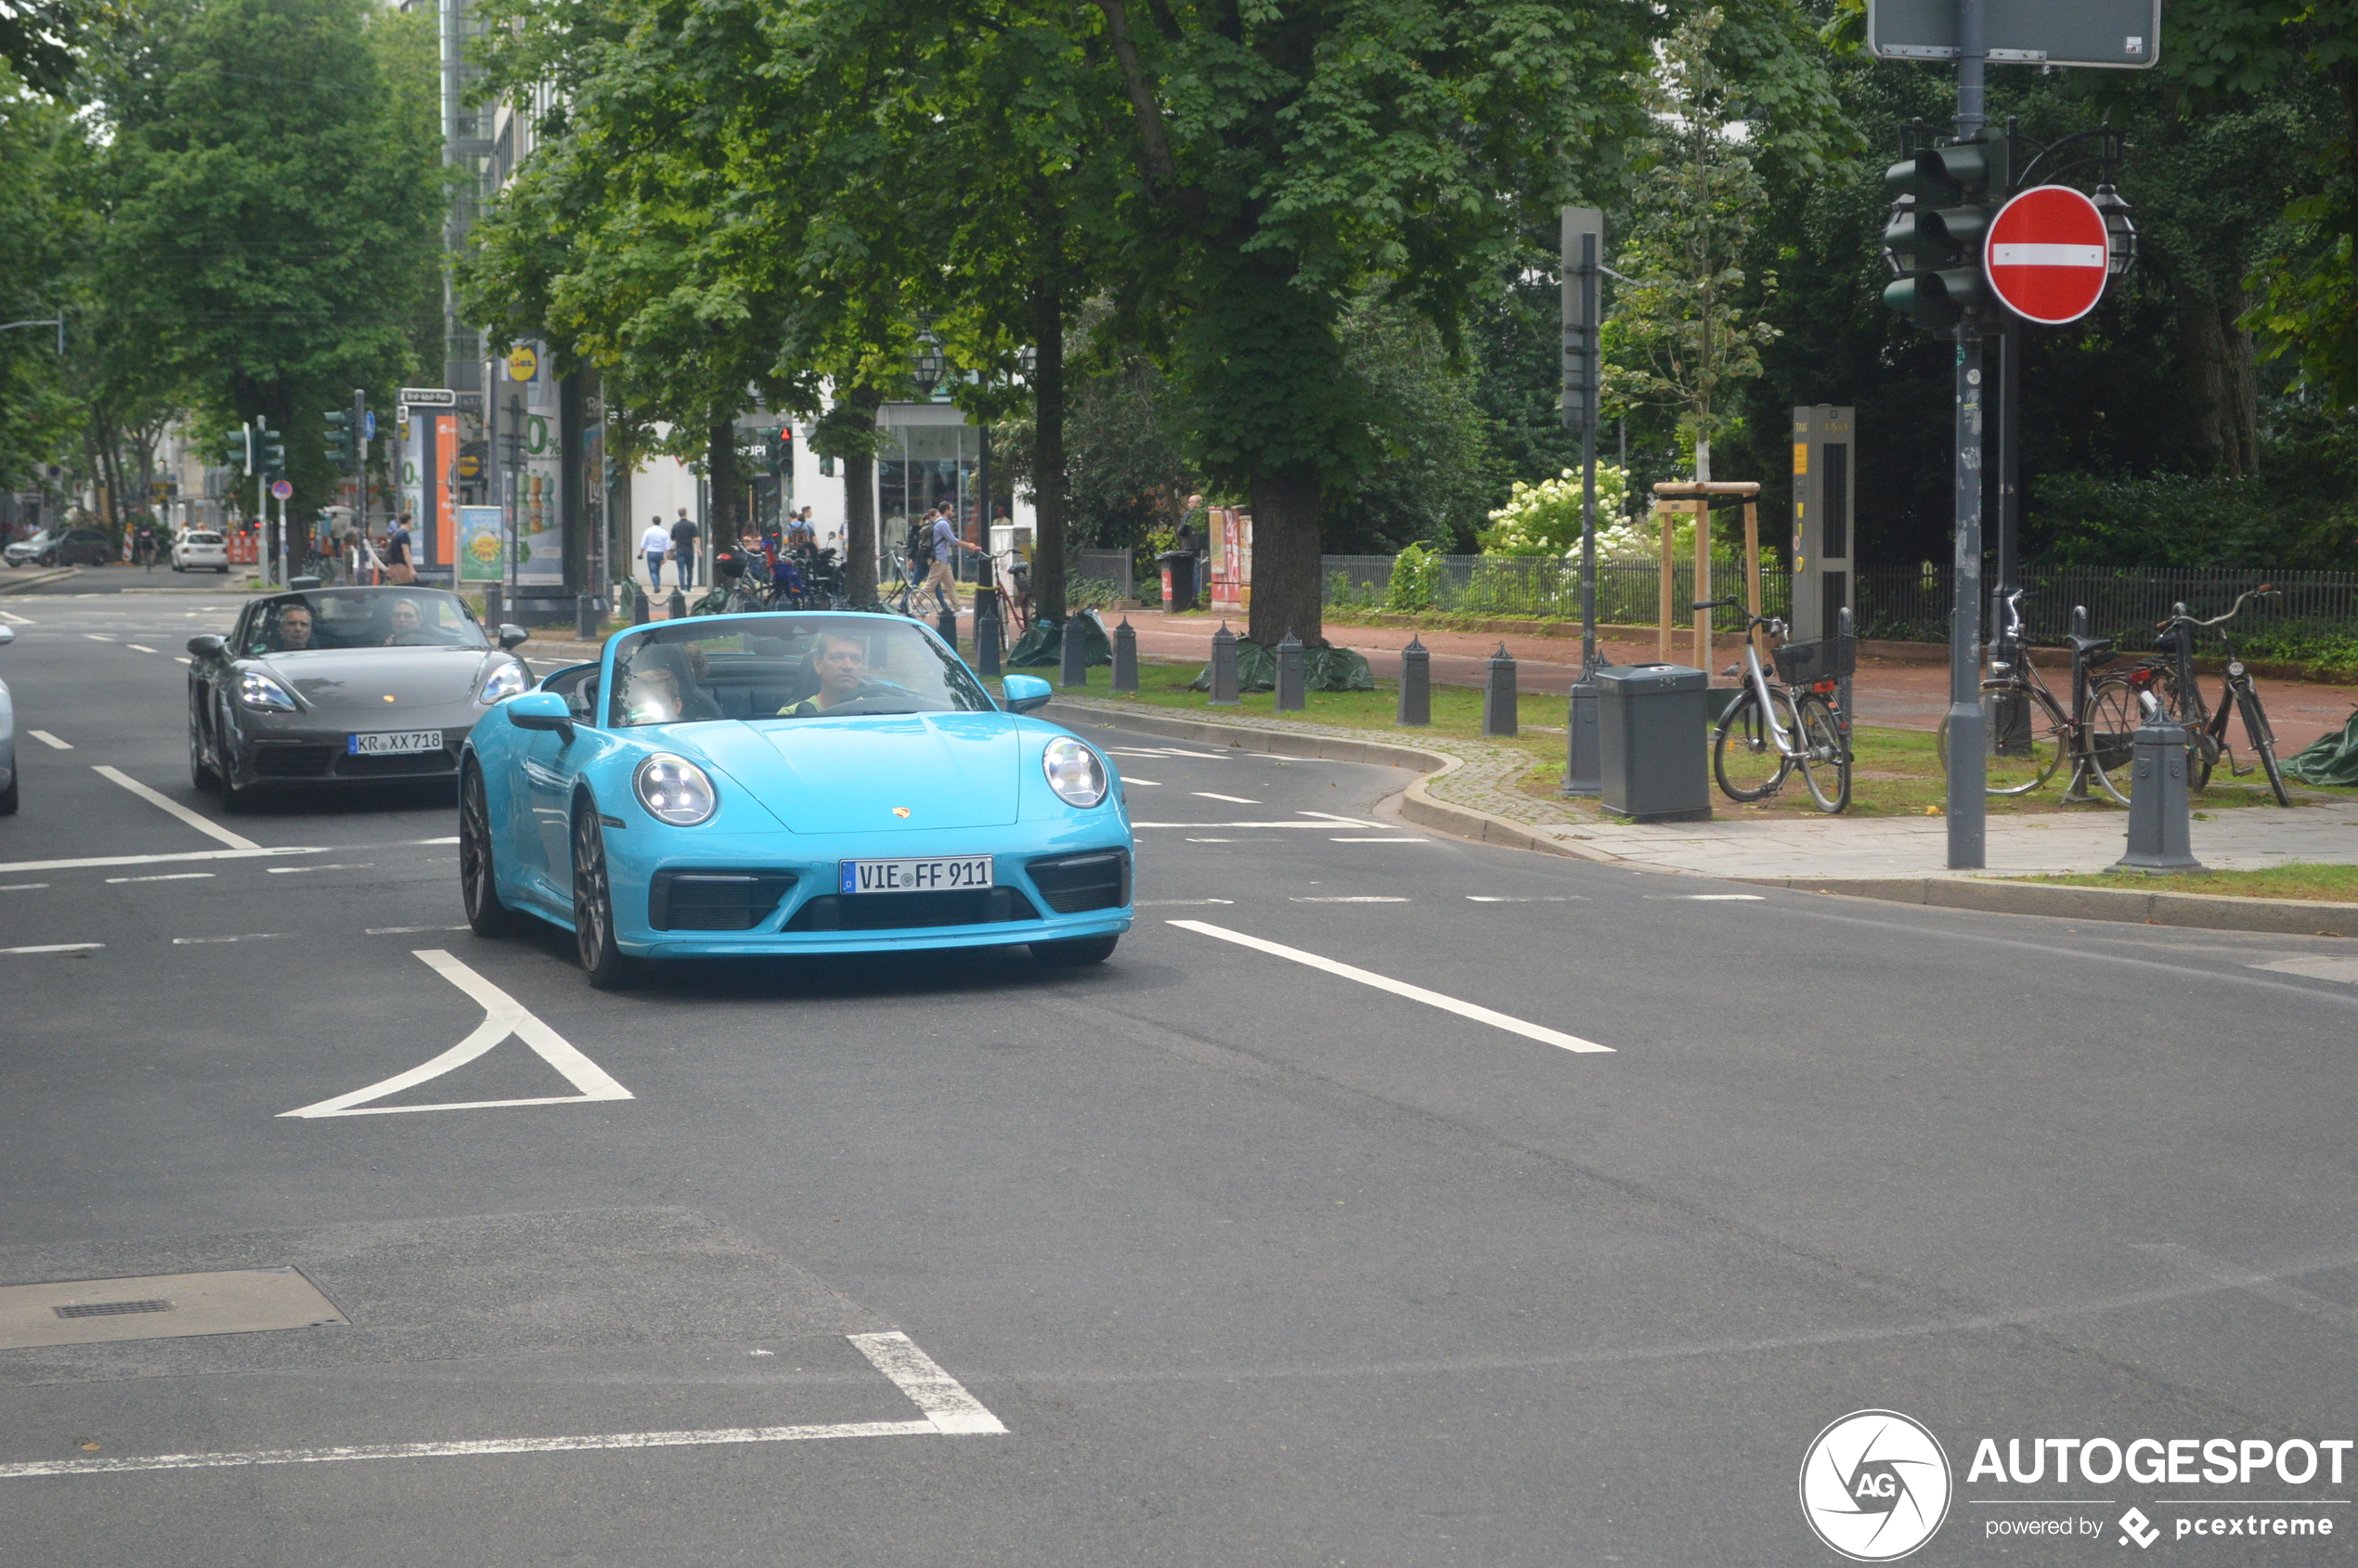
[398,387,458,408]
[1985,185,2110,325]
[1868,0,2159,68]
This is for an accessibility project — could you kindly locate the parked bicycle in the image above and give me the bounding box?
[2110,586,2289,806]
[1691,598,1852,813]
[1935,589,2141,804]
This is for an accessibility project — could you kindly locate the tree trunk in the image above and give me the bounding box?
[1693,428,1712,486]
[1030,270,1069,625]
[1246,463,1324,647]
[707,417,738,547]
[2180,289,2261,476]
[839,386,883,606]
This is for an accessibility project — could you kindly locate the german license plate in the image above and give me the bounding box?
[839,855,992,895]
[348,730,444,756]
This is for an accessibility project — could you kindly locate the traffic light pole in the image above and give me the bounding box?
[1946,0,1989,869]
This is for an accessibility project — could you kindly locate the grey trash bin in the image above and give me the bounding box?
[1595,663,1712,823]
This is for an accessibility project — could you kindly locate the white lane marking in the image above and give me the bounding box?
[125,643,157,654]
[1466,895,1586,902]
[1193,792,1259,804]
[0,847,326,875]
[1291,896,1410,903]
[1185,837,1233,843]
[83,633,113,641]
[1298,810,1388,828]
[366,924,468,935]
[849,1331,1008,1434]
[266,863,374,875]
[0,883,50,891]
[2,942,103,954]
[92,765,260,851]
[411,836,460,846]
[105,873,214,884]
[1168,920,1613,1054]
[1135,899,1234,906]
[0,609,30,623]
[1331,836,1429,844]
[1133,821,1385,830]
[1121,776,1163,786]
[26,730,71,750]
[2136,1244,2358,1335]
[174,933,292,944]
[2254,956,2358,984]
[280,949,632,1118]
[0,1330,1003,1478]
[175,656,192,665]
[1108,746,1228,758]
[1660,893,1764,901]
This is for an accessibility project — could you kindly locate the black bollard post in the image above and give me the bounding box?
[936,603,959,651]
[485,582,503,625]
[975,590,1002,676]
[2113,711,2206,873]
[631,581,650,627]
[667,588,688,621]
[1112,617,1138,693]
[1275,629,1305,711]
[1564,678,1600,794]
[1483,641,1518,736]
[576,592,601,641]
[1396,634,1430,726]
[1059,612,1089,689]
[1209,622,1240,706]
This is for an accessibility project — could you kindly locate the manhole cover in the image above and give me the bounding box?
[0,1270,345,1349]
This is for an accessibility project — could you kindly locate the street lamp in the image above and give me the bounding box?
[2092,184,2138,279]
[1017,343,1037,380]
[913,330,946,398]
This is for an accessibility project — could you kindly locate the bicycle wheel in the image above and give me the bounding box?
[1935,681,2067,796]
[2083,676,2142,806]
[2236,682,2290,806]
[1713,687,1795,801]
[2155,666,2217,789]
[1794,693,1851,813]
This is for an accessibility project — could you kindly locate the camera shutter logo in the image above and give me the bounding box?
[1799,1409,1952,1562]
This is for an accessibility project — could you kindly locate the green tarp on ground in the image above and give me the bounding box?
[2284,708,2358,787]
[1006,613,1112,668]
[1187,639,1374,693]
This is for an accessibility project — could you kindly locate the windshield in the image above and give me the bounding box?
[247,590,488,654]
[608,616,993,727]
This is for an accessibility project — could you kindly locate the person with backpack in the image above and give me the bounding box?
[669,508,701,589]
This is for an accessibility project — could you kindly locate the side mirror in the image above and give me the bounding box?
[506,690,574,740]
[1001,673,1052,714]
[499,624,530,651]
[187,633,226,658]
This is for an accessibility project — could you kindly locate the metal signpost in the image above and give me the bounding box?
[1868,0,2160,68]
[1561,205,1605,796]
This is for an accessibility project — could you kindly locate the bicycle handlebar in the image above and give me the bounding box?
[2157,585,2279,632]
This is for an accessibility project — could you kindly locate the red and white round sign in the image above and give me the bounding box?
[1984,185,2110,325]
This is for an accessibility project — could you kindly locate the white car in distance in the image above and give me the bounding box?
[172,530,230,573]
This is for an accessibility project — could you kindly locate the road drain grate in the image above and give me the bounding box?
[54,1300,175,1319]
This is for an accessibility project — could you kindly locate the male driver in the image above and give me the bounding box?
[383,598,424,643]
[777,631,872,716]
[272,603,316,652]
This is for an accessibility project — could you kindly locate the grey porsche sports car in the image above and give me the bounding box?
[187,586,533,808]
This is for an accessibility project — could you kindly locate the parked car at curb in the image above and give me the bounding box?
[4,530,59,567]
[172,530,230,572]
[186,586,532,810]
[459,611,1134,989]
[8,527,113,567]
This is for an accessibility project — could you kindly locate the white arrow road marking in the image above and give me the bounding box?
[93,765,259,850]
[0,1332,1003,1477]
[279,949,632,1118]
[1167,920,1613,1054]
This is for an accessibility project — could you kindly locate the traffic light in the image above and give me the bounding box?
[323,409,354,467]
[260,427,286,476]
[1880,137,2008,332]
[221,433,250,472]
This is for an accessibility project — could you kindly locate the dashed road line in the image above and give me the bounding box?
[1192,792,1259,804]
[3,942,103,954]
[365,924,468,935]
[0,883,50,891]
[26,730,70,750]
[1121,776,1163,785]
[1168,919,1612,1054]
[125,643,157,653]
[173,933,292,945]
[93,765,259,851]
[1466,895,1586,902]
[1291,896,1410,903]
[1330,836,1429,844]
[105,873,214,884]
[1135,899,1233,906]
[0,848,327,875]
[266,863,375,875]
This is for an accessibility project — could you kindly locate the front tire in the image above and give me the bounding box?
[571,805,640,990]
[1033,934,1118,967]
[460,764,526,937]
[1794,693,1851,814]
[1713,687,1796,802]
[189,700,220,790]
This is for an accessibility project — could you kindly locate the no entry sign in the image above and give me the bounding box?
[1985,185,2110,325]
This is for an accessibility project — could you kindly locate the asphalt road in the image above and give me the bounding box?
[5,590,2358,1566]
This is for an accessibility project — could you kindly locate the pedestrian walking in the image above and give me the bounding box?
[926,503,975,616]
[670,508,700,590]
[384,513,417,585]
[640,515,669,591]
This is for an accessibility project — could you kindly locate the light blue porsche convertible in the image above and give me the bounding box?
[459,611,1132,987]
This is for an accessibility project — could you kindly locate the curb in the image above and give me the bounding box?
[0,567,79,595]
[1742,875,2358,939]
[1045,697,2355,938]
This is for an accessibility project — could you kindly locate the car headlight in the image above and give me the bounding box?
[1042,736,1108,807]
[478,663,529,705]
[236,669,298,712]
[635,753,717,825]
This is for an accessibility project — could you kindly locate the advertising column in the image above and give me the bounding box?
[507,343,564,590]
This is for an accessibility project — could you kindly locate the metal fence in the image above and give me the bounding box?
[1072,549,1134,602]
[1321,553,1794,633]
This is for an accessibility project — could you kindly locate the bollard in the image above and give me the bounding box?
[974,590,1002,676]
[576,592,601,641]
[631,581,650,627]
[936,603,959,651]
[1059,612,1089,688]
[2112,711,2206,873]
[1112,617,1138,693]
[1209,621,1240,706]
[1395,635,1430,726]
[667,588,688,621]
[1564,678,1600,794]
[1483,641,1518,737]
[1274,629,1305,711]
[485,583,503,624]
